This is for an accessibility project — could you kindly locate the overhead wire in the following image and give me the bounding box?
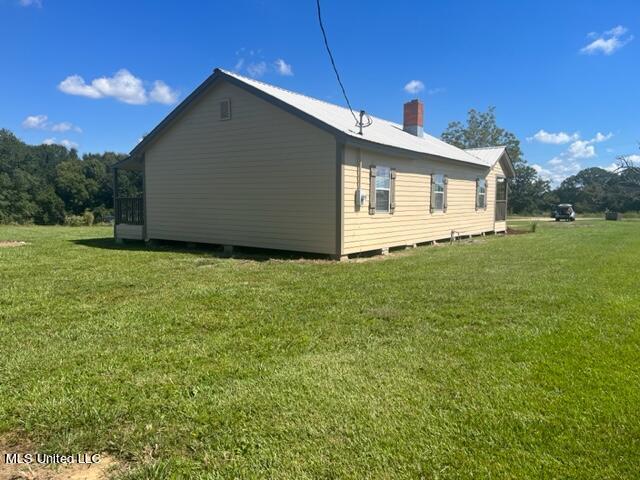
[316,0,372,133]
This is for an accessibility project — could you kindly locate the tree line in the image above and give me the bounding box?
[0,129,140,224]
[1,117,637,225]
[441,108,639,214]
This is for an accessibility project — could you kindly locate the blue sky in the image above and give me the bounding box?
[2,0,638,184]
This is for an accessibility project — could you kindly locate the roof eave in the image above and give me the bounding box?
[501,149,516,178]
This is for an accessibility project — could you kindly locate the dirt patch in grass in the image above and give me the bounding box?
[506,228,529,235]
[0,241,27,248]
[0,434,122,480]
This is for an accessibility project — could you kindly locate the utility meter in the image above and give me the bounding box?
[356,189,367,208]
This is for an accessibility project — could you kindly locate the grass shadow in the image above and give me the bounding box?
[71,237,331,262]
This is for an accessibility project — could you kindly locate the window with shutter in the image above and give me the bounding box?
[432,174,445,212]
[375,166,391,213]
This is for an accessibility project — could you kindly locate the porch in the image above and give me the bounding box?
[113,155,145,241]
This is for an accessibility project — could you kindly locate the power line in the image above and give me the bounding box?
[316,0,371,132]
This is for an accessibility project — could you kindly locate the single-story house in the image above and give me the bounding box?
[113,68,514,259]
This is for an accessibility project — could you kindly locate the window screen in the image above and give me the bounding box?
[375,166,391,212]
[477,178,487,209]
[433,174,445,211]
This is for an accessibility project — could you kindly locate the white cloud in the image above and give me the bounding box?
[246,61,267,78]
[528,129,579,144]
[89,70,146,104]
[580,25,633,55]
[274,59,293,76]
[22,115,82,133]
[22,114,48,129]
[607,25,628,37]
[403,80,424,94]
[535,132,614,184]
[60,139,79,149]
[19,0,42,7]
[51,121,82,133]
[149,80,179,104]
[58,75,103,99]
[234,49,292,78]
[58,69,178,105]
[568,140,596,159]
[592,131,613,143]
[41,137,78,150]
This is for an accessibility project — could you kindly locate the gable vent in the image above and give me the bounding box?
[220,99,231,120]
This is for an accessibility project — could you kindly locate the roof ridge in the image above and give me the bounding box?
[465,146,506,151]
[219,69,458,142]
[220,68,366,119]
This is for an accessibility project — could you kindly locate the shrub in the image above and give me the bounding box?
[64,211,95,226]
[63,215,85,226]
[82,210,94,226]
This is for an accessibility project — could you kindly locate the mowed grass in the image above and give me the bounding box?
[0,221,639,479]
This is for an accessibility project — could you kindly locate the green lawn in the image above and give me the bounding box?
[1,222,639,479]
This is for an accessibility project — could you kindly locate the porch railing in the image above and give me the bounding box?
[115,197,144,225]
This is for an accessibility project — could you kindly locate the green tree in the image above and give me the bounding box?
[0,129,135,224]
[441,107,550,213]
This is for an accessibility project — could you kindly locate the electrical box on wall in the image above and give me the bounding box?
[355,189,367,208]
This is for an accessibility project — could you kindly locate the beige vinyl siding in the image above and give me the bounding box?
[115,224,144,240]
[342,146,505,255]
[144,80,337,254]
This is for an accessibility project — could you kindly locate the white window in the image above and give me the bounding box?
[375,166,391,212]
[477,178,487,209]
[433,174,445,211]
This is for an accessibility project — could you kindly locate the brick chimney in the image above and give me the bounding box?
[403,99,424,137]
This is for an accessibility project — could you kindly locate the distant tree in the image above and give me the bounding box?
[0,128,136,224]
[441,107,550,213]
[555,168,619,212]
[552,145,640,213]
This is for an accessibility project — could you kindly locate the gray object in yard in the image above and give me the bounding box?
[605,212,622,221]
[554,204,576,222]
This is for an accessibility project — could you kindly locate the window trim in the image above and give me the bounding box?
[431,173,446,213]
[476,177,487,210]
[375,166,391,213]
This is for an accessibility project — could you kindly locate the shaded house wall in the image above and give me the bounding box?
[143,81,338,254]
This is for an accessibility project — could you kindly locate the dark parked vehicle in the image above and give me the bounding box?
[554,204,576,222]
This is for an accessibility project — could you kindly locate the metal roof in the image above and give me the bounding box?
[220,69,489,167]
[121,68,514,175]
[464,146,516,177]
